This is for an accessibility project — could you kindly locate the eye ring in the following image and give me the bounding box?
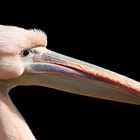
[21,49,32,57]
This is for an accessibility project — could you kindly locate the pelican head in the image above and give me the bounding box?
[1,25,140,105]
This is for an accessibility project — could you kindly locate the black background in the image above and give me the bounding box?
[1,2,140,139]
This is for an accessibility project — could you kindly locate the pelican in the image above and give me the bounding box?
[0,24,140,139]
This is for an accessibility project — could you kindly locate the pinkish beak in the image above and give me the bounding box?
[23,48,140,105]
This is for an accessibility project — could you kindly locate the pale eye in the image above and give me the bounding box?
[21,50,32,57]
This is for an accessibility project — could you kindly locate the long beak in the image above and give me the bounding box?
[24,48,140,105]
